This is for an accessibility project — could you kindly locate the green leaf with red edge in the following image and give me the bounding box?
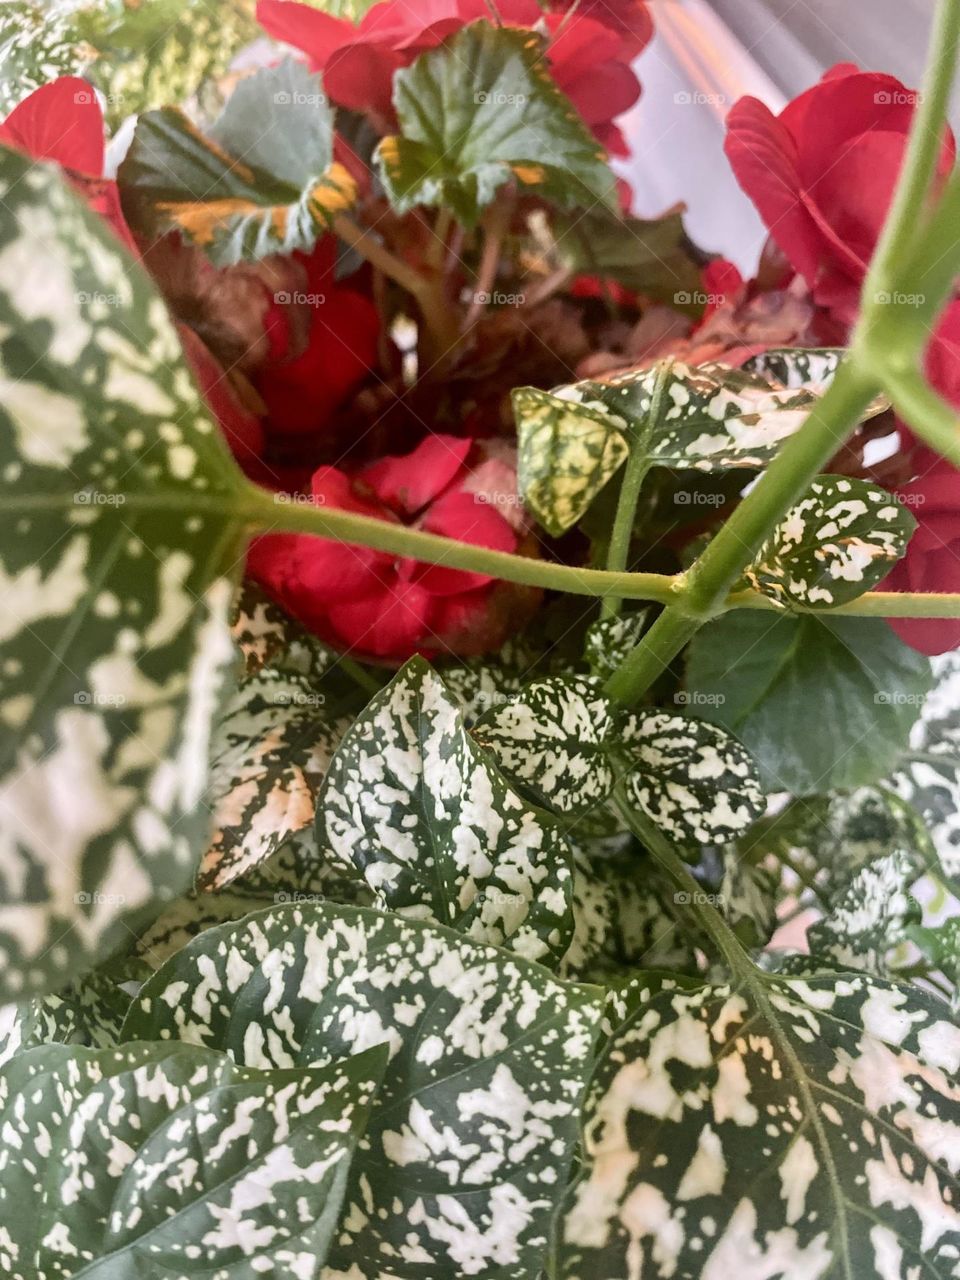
[376,22,618,226]
[119,57,356,265]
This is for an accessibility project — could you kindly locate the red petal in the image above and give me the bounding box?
[724,97,822,288]
[328,581,434,656]
[256,0,357,64]
[322,43,403,117]
[362,434,471,515]
[178,325,264,465]
[0,78,104,175]
[415,490,517,594]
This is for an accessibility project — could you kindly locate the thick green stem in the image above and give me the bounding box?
[602,361,671,618]
[605,360,879,703]
[861,0,960,297]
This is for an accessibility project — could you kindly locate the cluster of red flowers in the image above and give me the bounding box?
[6,5,960,660]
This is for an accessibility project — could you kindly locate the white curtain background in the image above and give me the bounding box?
[618,0,942,272]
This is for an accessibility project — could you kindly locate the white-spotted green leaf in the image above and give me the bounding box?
[562,971,960,1279]
[197,666,350,892]
[512,352,884,534]
[563,842,694,981]
[315,657,575,965]
[0,1039,387,1279]
[0,970,130,1068]
[894,650,960,877]
[123,900,604,1280]
[807,849,921,974]
[376,23,617,227]
[743,475,915,608]
[740,346,845,389]
[687,613,933,794]
[619,712,765,847]
[133,889,275,970]
[512,386,631,536]
[473,675,617,816]
[584,611,648,683]
[119,58,356,265]
[718,848,781,948]
[0,149,247,999]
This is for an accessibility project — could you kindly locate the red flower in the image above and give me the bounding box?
[1,79,265,465]
[256,0,650,154]
[725,64,955,326]
[885,302,960,655]
[248,434,533,659]
[254,237,380,435]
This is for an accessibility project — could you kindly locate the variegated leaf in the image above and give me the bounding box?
[513,386,630,536]
[512,351,881,534]
[562,971,960,1279]
[0,969,130,1068]
[743,475,915,608]
[620,712,765,847]
[894,650,960,876]
[807,849,921,973]
[376,23,617,226]
[718,848,781,948]
[315,657,575,965]
[123,900,604,1280]
[740,346,845,390]
[134,889,276,969]
[0,150,245,999]
[197,666,350,892]
[232,579,338,679]
[473,675,617,816]
[120,58,356,265]
[0,1039,386,1279]
[584,611,649,682]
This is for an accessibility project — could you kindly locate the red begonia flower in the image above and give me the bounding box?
[248,434,526,659]
[884,302,960,655]
[725,65,955,326]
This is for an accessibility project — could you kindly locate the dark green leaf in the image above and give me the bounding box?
[120,58,356,265]
[551,208,704,311]
[315,657,575,965]
[124,900,604,1280]
[686,614,932,794]
[376,23,617,226]
[0,1039,386,1279]
[743,475,915,609]
[0,149,246,998]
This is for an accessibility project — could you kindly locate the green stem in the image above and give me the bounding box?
[861,0,960,297]
[602,360,670,619]
[886,367,960,468]
[605,359,879,704]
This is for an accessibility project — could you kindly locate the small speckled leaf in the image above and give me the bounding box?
[315,657,575,965]
[807,849,921,974]
[474,675,617,816]
[119,58,356,266]
[134,889,277,970]
[0,150,245,1000]
[232,580,338,680]
[123,900,604,1280]
[584,612,648,682]
[0,1039,386,1280]
[743,475,915,608]
[197,667,349,892]
[513,386,630,535]
[619,712,765,847]
[0,970,130,1068]
[740,346,845,390]
[376,23,617,226]
[562,971,960,1279]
